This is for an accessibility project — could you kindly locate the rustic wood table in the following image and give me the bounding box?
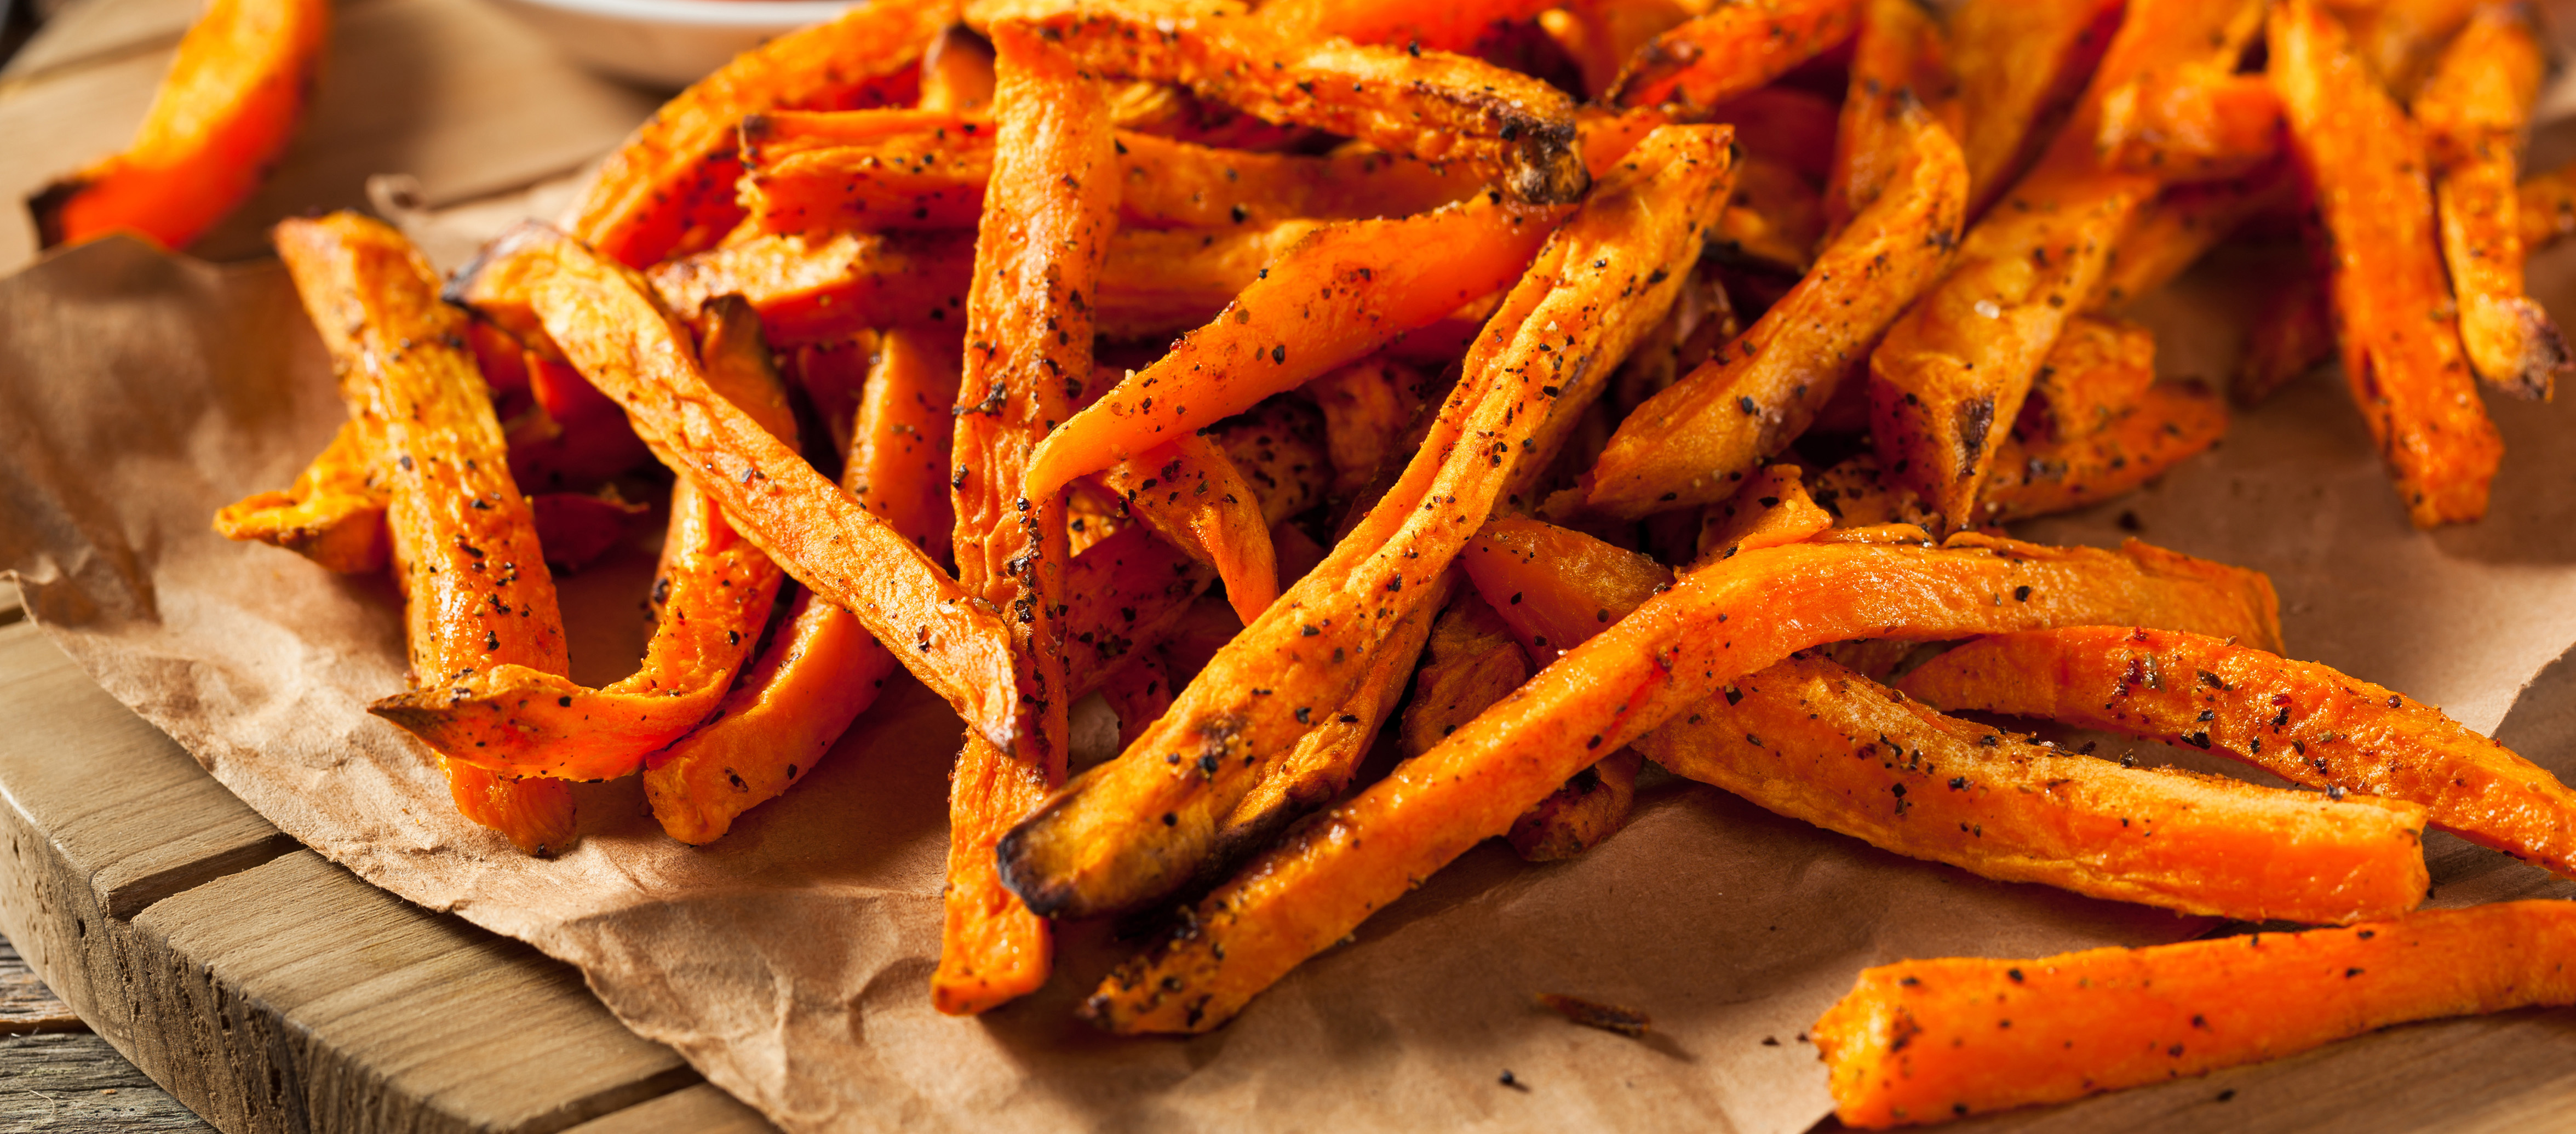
[5,0,2576,1131]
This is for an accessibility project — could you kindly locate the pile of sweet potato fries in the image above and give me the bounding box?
[168,0,2576,1122]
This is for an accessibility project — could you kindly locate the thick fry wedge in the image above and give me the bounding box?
[374,298,800,781]
[454,224,1021,749]
[1901,626,2576,879]
[1978,381,2224,524]
[2416,6,2562,399]
[1587,110,1965,518]
[1828,0,1960,235]
[1022,197,1569,500]
[1815,903,2576,1127]
[1000,126,1739,922]
[1871,0,2260,531]
[272,213,575,855]
[937,24,1121,1016]
[1611,0,1861,116]
[31,0,326,251]
[1006,3,1588,203]
[848,327,960,566]
[1094,434,1281,623]
[1947,0,2121,215]
[2273,0,2502,526]
[214,419,389,574]
[1085,534,2282,1033]
[564,0,953,266]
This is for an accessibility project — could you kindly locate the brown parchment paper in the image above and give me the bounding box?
[5,197,2576,1131]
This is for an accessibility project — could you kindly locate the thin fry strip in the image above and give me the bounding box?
[1900,626,2576,879]
[563,0,953,266]
[373,297,800,781]
[999,126,1738,922]
[273,213,576,855]
[1611,0,1861,115]
[455,224,1022,748]
[936,25,1120,1016]
[640,327,959,845]
[1587,110,1965,518]
[1094,434,1281,624]
[1870,0,2261,531]
[1008,4,1588,203]
[1022,197,1570,501]
[2271,0,2502,527]
[213,419,390,574]
[1815,903,2576,1126]
[1977,381,2225,524]
[2416,5,2563,399]
[30,0,328,251]
[1085,534,2281,1033]
[2087,164,2295,310]
[1827,0,1959,235]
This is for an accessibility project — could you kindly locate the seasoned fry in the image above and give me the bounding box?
[938,24,1120,1016]
[1556,0,1697,101]
[273,213,575,855]
[2344,0,2482,96]
[1612,0,1861,116]
[2016,314,2154,444]
[1978,382,2224,523]
[2272,0,2502,526]
[1000,126,1739,922]
[1009,3,1589,203]
[1022,197,1569,500]
[1094,434,1280,623]
[1828,0,1959,234]
[2098,73,2283,184]
[455,224,1022,751]
[1208,397,1333,526]
[847,327,960,567]
[214,420,389,574]
[2235,267,2336,405]
[1815,903,2576,1126]
[1588,109,1965,518]
[30,0,327,251]
[920,25,999,113]
[1947,0,2120,215]
[1063,525,1217,698]
[1810,454,1939,529]
[1249,0,1553,53]
[564,0,954,266]
[1694,465,1833,567]
[1901,626,2576,879]
[1871,0,2259,531]
[2087,164,2294,310]
[648,231,975,345]
[2416,5,2563,399]
[1304,357,1426,496]
[1399,591,1529,758]
[1507,747,1645,861]
[1086,535,2283,1033]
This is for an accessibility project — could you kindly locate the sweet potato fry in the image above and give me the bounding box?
[1609,259,1739,419]
[2416,6,2563,399]
[1978,382,2224,524]
[272,213,575,855]
[1304,357,1427,497]
[2234,267,2336,405]
[1828,0,1960,235]
[1094,434,1280,624]
[1084,534,2283,1033]
[2098,73,2284,185]
[1588,110,1966,518]
[1399,591,1529,759]
[455,224,1021,750]
[1468,514,1672,668]
[1007,3,1588,203]
[848,327,960,567]
[1248,0,1553,53]
[1209,397,1333,526]
[214,420,390,574]
[937,25,1121,1016]
[647,231,974,345]
[1711,155,1827,273]
[1871,0,2260,530]
[2087,163,2295,310]
[2518,157,2576,251]
[1092,221,1327,337]
[30,0,326,251]
[1022,196,1569,500]
[1611,0,1861,116]
[1815,902,2576,1126]
[1901,626,2576,879]
[563,0,953,266]
[2015,314,2154,444]
[1694,465,1834,567]
[1507,747,1645,861]
[921,25,999,113]
[1947,0,2121,216]
[1810,454,1940,529]
[1000,126,1739,921]
[1099,650,1175,749]
[1063,526,1217,700]
[2344,0,2482,96]
[2272,0,2502,526]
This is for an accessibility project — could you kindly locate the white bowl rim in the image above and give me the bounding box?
[492,0,857,28]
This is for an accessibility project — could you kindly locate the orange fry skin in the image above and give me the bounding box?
[1977,381,2225,524]
[1901,626,2576,880]
[1611,0,1861,116]
[1008,4,1588,204]
[1023,197,1569,501]
[1828,0,1961,236]
[1588,110,1966,518]
[1094,434,1281,624]
[2416,6,2563,400]
[2271,0,2501,527]
[1815,903,2576,1127]
[1086,534,2283,1033]
[1001,127,1739,923]
[455,224,1022,751]
[271,213,575,855]
[213,419,390,574]
[563,0,951,267]
[31,0,327,251]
